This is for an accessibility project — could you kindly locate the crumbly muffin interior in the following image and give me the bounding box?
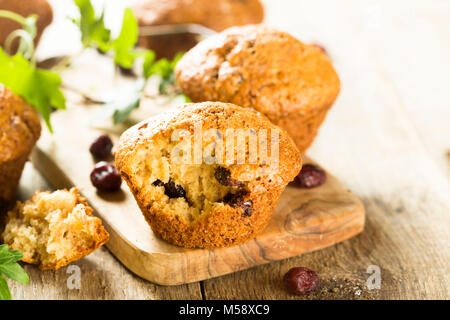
[2,189,107,268]
[127,137,246,222]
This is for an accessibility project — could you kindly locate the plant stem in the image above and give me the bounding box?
[0,10,27,25]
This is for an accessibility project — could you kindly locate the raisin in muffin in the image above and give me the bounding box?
[2,188,110,270]
[115,102,301,248]
[0,0,53,51]
[0,84,41,208]
[175,25,341,152]
[132,0,264,58]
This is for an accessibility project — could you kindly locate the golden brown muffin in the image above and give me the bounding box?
[0,84,41,207]
[116,102,301,248]
[175,25,341,152]
[2,188,110,270]
[0,0,53,52]
[132,0,264,58]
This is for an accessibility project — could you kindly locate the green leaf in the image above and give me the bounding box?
[102,78,144,125]
[0,263,29,285]
[147,58,172,79]
[0,246,11,265]
[0,245,22,265]
[112,95,140,125]
[142,50,156,79]
[0,47,66,132]
[146,52,184,93]
[111,8,139,69]
[0,275,12,300]
[7,250,23,263]
[0,245,29,300]
[73,0,110,51]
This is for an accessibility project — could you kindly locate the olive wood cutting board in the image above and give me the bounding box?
[30,52,365,285]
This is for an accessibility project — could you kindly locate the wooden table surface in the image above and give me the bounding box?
[7,0,450,299]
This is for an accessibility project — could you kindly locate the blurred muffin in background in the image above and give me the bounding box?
[0,84,41,209]
[131,0,264,59]
[175,25,340,152]
[0,0,53,52]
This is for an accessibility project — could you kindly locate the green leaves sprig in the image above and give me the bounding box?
[0,244,29,300]
[72,0,110,52]
[73,2,155,72]
[0,11,65,132]
[72,0,187,124]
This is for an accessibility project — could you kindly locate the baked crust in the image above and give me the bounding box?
[175,25,341,152]
[132,0,264,58]
[0,0,53,51]
[0,84,41,205]
[2,188,110,270]
[116,102,302,248]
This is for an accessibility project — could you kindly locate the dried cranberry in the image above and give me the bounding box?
[284,267,319,295]
[296,164,326,188]
[89,135,113,160]
[90,162,122,192]
[153,179,186,199]
[214,167,244,187]
[152,179,164,187]
[222,190,247,207]
[222,191,252,217]
[164,179,186,199]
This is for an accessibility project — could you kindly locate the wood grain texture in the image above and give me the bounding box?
[31,101,364,285]
[7,163,202,300]
[6,0,450,299]
[200,0,450,299]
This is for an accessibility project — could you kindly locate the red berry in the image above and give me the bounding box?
[89,135,113,160]
[296,164,326,188]
[284,267,319,295]
[90,162,122,192]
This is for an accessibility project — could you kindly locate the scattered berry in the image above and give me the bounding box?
[296,164,326,188]
[284,267,319,295]
[89,135,113,160]
[90,162,122,192]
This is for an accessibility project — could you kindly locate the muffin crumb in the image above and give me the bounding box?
[1,188,109,270]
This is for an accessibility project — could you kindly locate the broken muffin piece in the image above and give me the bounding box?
[115,102,302,248]
[1,188,109,270]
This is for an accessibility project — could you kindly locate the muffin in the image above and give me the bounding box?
[0,84,41,208]
[115,102,301,248]
[2,188,110,270]
[0,0,53,52]
[175,25,341,152]
[132,0,264,58]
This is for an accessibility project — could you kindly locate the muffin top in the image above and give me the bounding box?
[175,25,340,121]
[116,101,301,193]
[132,0,264,31]
[0,84,41,162]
